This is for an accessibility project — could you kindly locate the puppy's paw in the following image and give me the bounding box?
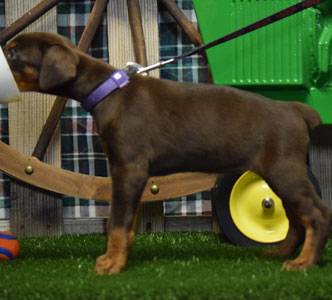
[94,254,125,275]
[281,259,314,271]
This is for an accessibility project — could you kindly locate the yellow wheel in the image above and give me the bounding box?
[212,168,321,246]
[230,171,288,244]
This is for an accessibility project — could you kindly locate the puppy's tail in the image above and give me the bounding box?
[294,102,322,133]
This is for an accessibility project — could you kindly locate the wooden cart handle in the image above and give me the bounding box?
[0,141,217,202]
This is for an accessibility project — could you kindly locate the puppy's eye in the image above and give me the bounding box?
[7,47,16,60]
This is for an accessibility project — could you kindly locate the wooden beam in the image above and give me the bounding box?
[158,0,211,83]
[107,0,159,78]
[127,0,148,66]
[0,141,218,202]
[0,0,61,45]
[158,0,206,51]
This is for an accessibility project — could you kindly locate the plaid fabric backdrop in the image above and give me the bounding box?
[0,0,212,220]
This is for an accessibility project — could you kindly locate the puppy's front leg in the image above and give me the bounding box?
[94,165,147,275]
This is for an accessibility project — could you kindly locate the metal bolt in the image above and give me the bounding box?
[150,183,159,194]
[25,165,34,175]
[262,197,274,209]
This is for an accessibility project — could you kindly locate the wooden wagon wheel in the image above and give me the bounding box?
[0,0,216,203]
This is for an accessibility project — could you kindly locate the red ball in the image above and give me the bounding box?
[0,232,20,261]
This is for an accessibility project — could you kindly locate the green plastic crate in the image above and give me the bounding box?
[193,0,332,124]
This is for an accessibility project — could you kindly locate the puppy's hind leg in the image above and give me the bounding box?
[94,165,148,275]
[262,203,304,258]
[263,162,332,271]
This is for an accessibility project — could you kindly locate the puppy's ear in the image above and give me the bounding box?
[39,45,78,91]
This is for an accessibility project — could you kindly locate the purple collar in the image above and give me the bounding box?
[81,70,130,112]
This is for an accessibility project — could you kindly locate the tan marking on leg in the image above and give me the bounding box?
[281,216,316,271]
[94,227,130,275]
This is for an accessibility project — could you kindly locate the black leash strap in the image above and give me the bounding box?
[137,0,327,74]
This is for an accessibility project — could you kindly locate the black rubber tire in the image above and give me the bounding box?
[212,167,321,247]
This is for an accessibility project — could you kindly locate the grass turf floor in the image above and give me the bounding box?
[1,232,332,300]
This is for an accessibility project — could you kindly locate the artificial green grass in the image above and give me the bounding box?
[1,232,332,300]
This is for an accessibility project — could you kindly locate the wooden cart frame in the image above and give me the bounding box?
[0,0,218,204]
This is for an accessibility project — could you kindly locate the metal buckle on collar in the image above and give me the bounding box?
[123,62,148,77]
[82,61,148,112]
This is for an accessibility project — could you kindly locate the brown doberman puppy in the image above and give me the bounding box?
[4,32,332,274]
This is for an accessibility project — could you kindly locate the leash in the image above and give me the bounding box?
[135,0,327,75]
[83,0,326,111]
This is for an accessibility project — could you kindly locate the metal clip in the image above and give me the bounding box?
[124,58,176,77]
[123,62,148,77]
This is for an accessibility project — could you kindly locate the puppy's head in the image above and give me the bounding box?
[4,32,79,93]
